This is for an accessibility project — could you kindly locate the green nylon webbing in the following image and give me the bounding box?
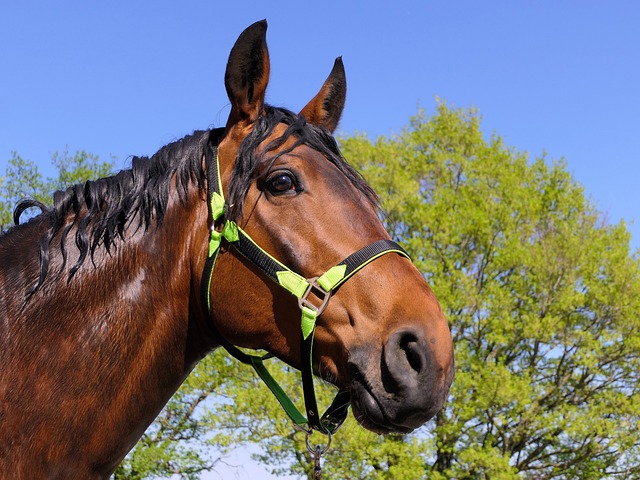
[204,236,310,428]
[250,356,308,426]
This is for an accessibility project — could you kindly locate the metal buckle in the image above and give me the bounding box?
[298,277,332,316]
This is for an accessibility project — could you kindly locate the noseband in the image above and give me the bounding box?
[201,144,411,436]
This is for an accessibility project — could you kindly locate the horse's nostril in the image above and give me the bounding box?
[401,338,425,374]
[351,326,453,432]
[384,329,429,389]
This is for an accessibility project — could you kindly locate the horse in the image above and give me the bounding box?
[0,20,454,479]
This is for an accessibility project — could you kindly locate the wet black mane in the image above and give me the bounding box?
[11,106,377,293]
[12,129,214,294]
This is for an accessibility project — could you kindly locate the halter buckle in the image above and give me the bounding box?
[298,277,332,317]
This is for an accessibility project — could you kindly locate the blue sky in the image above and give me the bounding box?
[2,2,639,249]
[1,1,639,477]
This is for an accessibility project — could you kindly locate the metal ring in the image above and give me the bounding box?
[293,423,313,435]
[305,430,332,455]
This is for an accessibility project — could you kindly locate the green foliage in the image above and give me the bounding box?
[0,148,113,230]
[49,148,114,192]
[207,357,431,479]
[341,103,640,478]
[113,353,238,479]
[123,104,640,479]
[5,105,639,478]
[0,153,46,229]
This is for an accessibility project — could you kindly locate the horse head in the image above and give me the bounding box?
[207,20,454,434]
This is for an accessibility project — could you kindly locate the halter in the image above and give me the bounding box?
[201,143,411,436]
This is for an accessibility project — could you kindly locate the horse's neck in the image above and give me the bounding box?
[0,197,212,477]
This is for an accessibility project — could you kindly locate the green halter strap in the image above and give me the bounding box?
[202,145,411,434]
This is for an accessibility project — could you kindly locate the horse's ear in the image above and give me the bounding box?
[299,57,346,133]
[224,20,270,127]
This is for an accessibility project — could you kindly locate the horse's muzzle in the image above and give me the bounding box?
[347,327,454,434]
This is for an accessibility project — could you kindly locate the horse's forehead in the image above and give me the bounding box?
[256,123,297,154]
[256,125,325,165]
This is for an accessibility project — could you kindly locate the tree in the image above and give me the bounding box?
[0,148,113,231]
[112,353,241,480]
[183,103,640,478]
[116,347,430,479]
[5,104,640,478]
[341,104,640,478]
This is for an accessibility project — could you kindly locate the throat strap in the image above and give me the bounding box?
[202,147,411,434]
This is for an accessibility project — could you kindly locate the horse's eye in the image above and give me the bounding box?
[265,171,299,195]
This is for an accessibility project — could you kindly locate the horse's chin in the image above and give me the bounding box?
[349,382,417,435]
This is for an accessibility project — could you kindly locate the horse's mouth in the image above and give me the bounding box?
[349,381,416,434]
[345,351,450,434]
